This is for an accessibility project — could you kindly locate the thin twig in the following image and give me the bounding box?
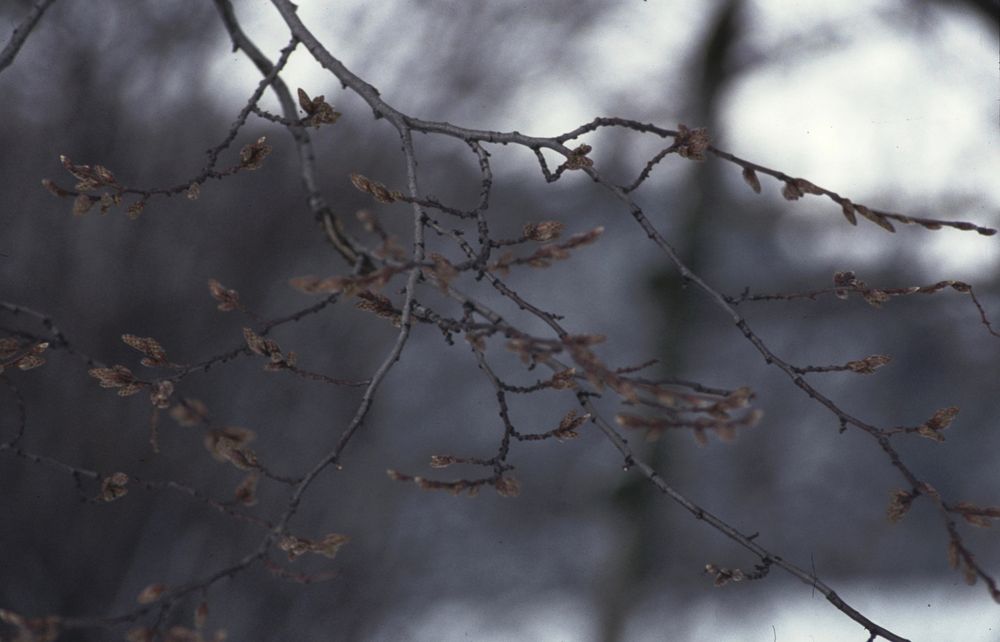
[0,0,58,74]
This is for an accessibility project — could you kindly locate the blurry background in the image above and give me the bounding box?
[1,1,998,640]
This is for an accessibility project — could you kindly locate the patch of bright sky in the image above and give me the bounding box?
[726,1,999,274]
[664,581,997,642]
[398,582,996,642]
[207,1,996,276]
[731,3,997,196]
[205,0,401,114]
[205,2,703,133]
[401,594,596,642]
[500,2,708,134]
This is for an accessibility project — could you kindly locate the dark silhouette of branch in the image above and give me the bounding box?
[0,0,57,74]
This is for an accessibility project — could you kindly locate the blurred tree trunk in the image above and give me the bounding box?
[595,2,745,640]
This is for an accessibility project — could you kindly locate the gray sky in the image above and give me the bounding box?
[207,0,998,283]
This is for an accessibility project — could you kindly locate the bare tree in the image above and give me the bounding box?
[1,2,997,641]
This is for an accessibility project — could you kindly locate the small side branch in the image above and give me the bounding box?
[0,0,58,74]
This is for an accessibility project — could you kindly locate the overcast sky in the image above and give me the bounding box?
[205,0,998,284]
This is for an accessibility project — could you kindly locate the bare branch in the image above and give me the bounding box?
[0,0,57,74]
